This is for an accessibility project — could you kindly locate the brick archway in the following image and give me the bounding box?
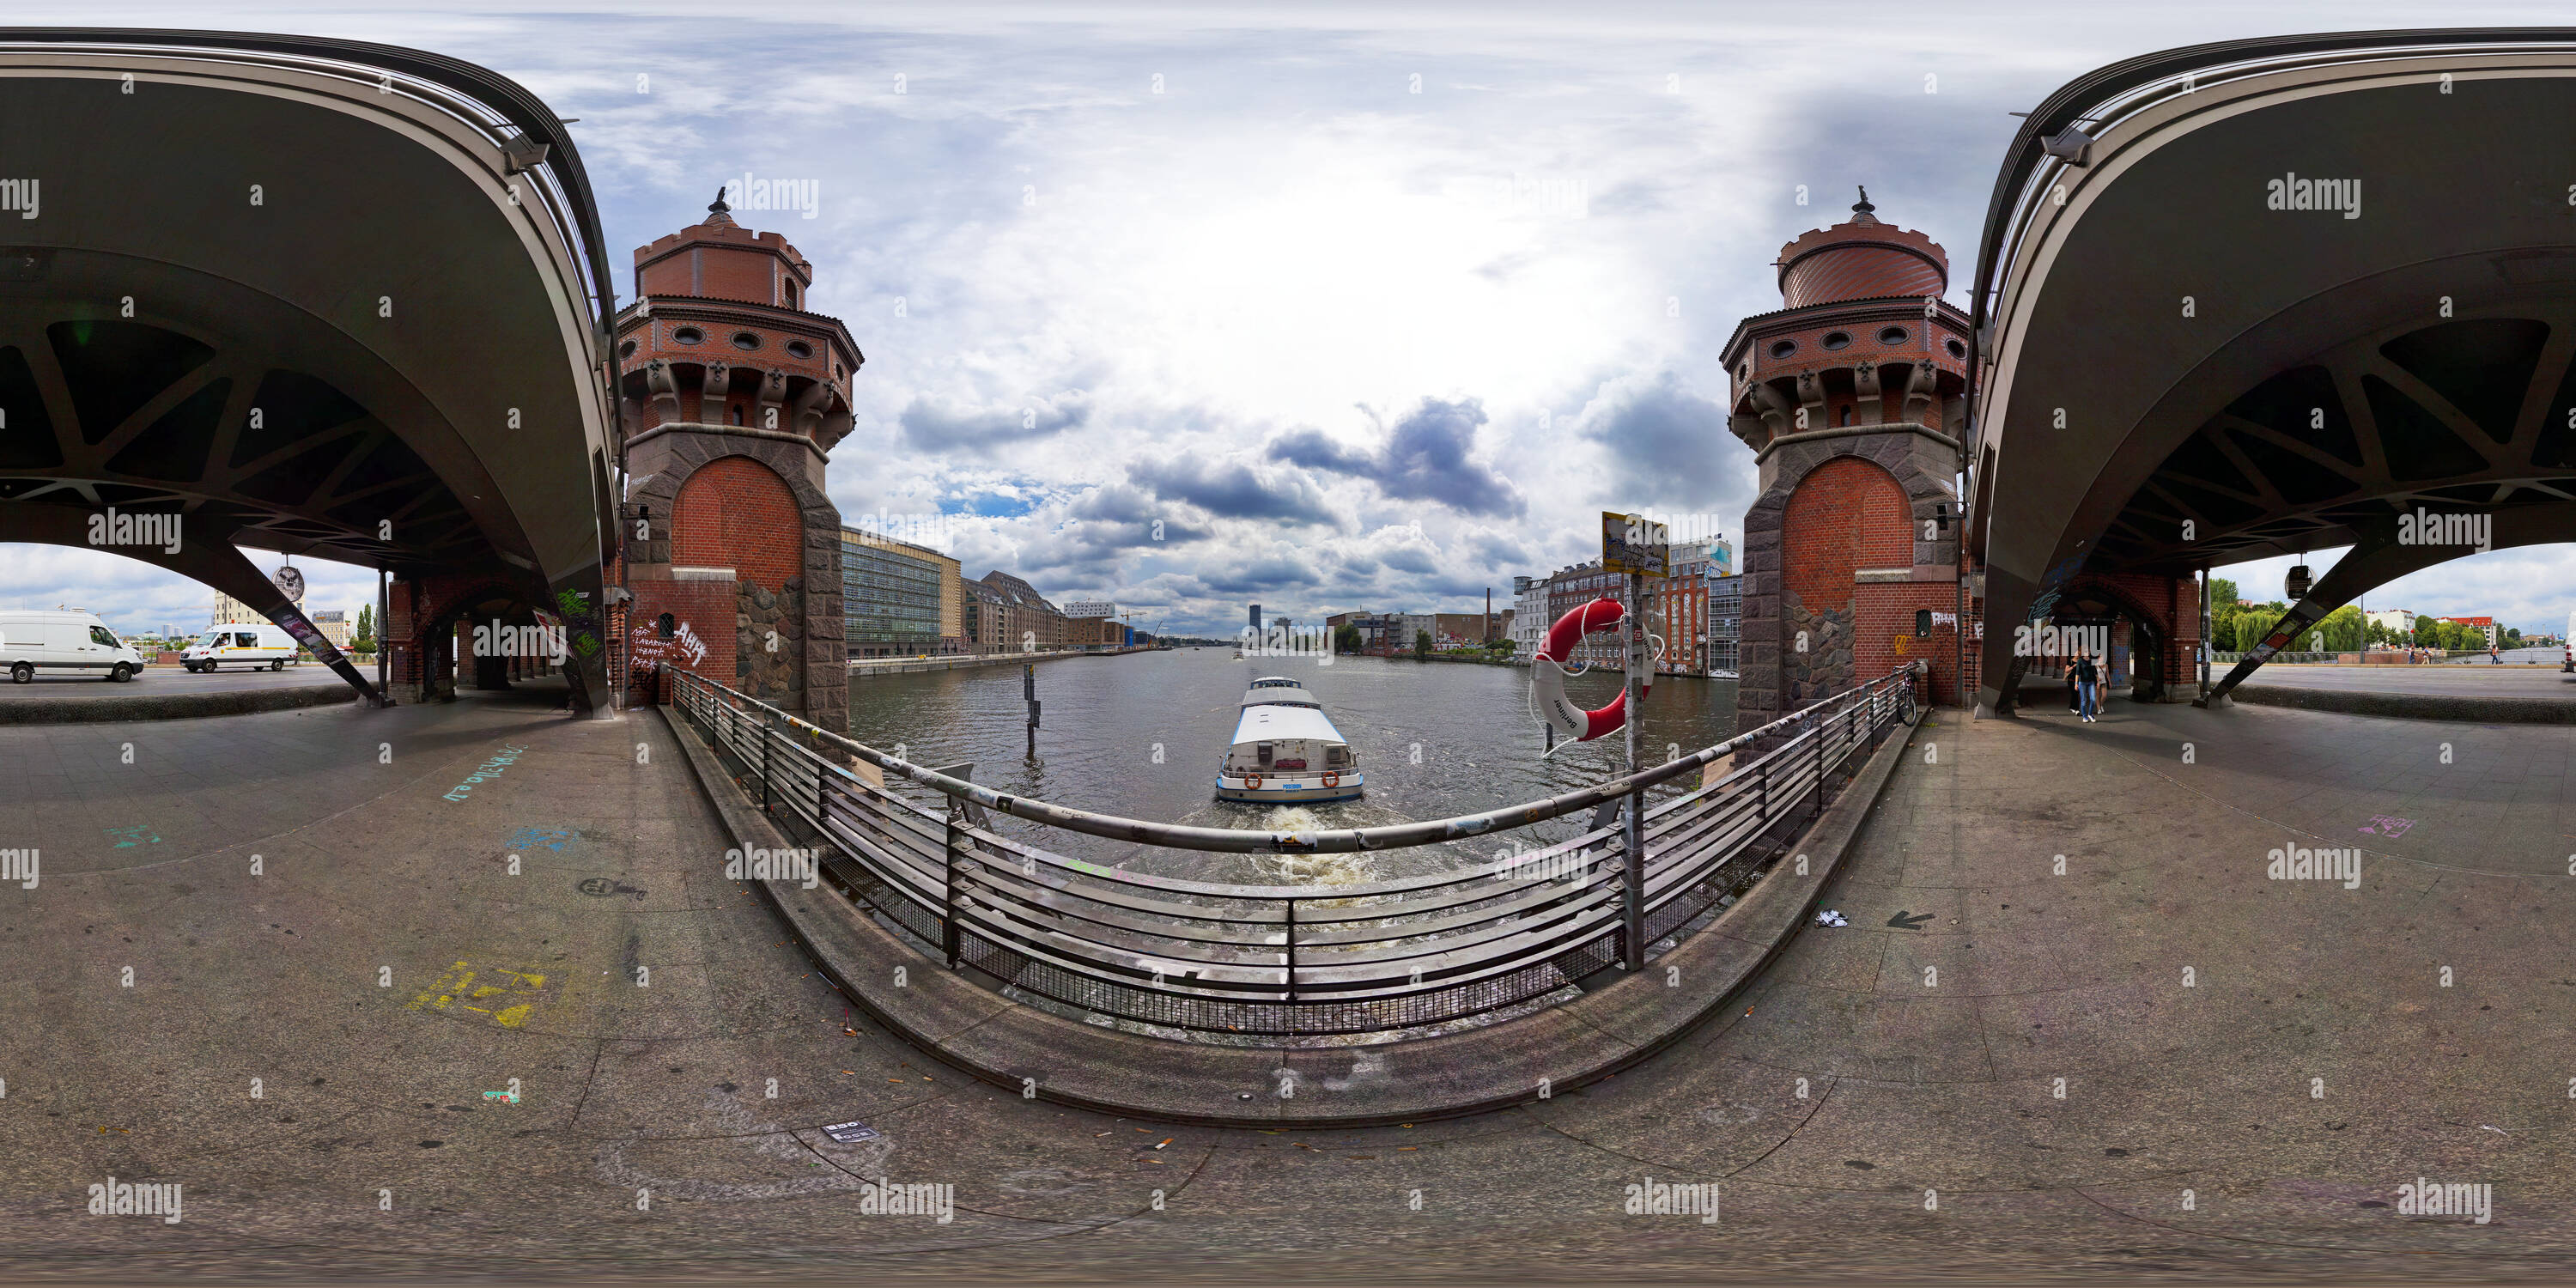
[673,457,801,591]
[623,437,844,728]
[1779,455,1912,705]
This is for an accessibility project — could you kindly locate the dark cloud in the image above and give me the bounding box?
[897,391,1090,455]
[1268,397,1524,518]
[1576,372,1750,513]
[1198,552,1324,596]
[1127,456,1337,526]
[1467,530,1531,568]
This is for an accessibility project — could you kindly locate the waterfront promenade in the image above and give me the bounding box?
[5,683,2571,1278]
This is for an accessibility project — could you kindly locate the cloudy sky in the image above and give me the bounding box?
[6,0,2572,638]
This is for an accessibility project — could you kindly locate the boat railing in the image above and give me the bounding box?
[665,664,1917,1038]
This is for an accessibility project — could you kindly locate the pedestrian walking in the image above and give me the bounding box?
[2075,652,2101,723]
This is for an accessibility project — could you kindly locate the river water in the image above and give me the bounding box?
[844,649,1741,888]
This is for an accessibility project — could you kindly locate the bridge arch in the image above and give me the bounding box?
[1965,32,2576,714]
[0,31,622,712]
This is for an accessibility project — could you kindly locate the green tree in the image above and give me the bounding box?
[2316,605,2363,651]
[1334,623,1361,654]
[2413,614,2437,647]
[1414,629,1432,659]
[2208,576,2239,611]
[353,604,375,652]
[2506,626,2522,646]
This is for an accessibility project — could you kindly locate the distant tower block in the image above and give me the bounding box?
[616,190,864,732]
[1723,188,1973,737]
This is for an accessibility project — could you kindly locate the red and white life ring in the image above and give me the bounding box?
[1531,598,1651,743]
[1242,774,1263,790]
[1321,771,1340,788]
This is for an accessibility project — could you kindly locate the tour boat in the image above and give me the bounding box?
[1214,677,1363,804]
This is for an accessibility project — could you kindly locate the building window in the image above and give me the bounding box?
[730,404,744,426]
[784,281,798,307]
[672,326,704,345]
[1879,325,1908,345]
[1821,331,1851,350]
[786,340,814,359]
[1916,609,1932,636]
[732,331,762,350]
[1947,337,1967,359]
[1768,339,1796,359]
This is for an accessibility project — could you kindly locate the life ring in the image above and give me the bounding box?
[1530,597,1652,742]
[1321,771,1340,788]
[1243,774,1263,790]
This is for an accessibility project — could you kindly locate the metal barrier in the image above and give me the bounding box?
[670,665,1914,1037]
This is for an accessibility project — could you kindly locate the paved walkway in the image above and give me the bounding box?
[3,686,2573,1278]
[2250,663,2576,697]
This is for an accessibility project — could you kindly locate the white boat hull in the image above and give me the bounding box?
[1214,773,1363,805]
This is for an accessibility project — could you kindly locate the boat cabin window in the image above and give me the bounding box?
[1326,746,1347,767]
[1255,744,1273,766]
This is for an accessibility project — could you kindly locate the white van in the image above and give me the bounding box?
[2565,611,2573,673]
[0,609,149,683]
[183,623,299,672]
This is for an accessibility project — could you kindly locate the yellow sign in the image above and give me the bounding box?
[1601,512,1670,578]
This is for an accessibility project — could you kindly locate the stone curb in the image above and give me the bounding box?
[659,702,1925,1127]
[0,680,355,725]
[2233,683,2576,724]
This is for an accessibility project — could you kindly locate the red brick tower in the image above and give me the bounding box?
[616,191,862,731]
[1722,189,1973,733]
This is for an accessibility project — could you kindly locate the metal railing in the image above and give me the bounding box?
[669,665,1915,1037]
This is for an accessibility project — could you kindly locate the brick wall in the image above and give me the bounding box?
[1781,455,1911,606]
[627,575,738,701]
[673,456,801,591]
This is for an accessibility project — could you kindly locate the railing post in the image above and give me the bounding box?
[1284,896,1298,1005]
[758,702,775,813]
[1621,787,1646,970]
[942,799,964,969]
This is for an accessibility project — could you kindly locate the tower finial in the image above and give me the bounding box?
[1853,185,1874,215]
[709,185,731,215]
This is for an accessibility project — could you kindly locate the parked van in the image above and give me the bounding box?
[0,609,149,683]
[2565,611,2573,673]
[183,623,299,672]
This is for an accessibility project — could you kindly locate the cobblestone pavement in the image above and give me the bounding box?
[3,684,2570,1281]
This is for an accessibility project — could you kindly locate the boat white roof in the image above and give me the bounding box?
[1248,676,1306,688]
[1240,687,1321,708]
[1227,703,1348,746]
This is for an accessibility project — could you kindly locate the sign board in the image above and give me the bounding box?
[1600,512,1669,578]
[271,565,306,602]
[1063,601,1115,619]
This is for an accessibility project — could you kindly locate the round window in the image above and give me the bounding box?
[671,325,704,345]
[1946,337,1968,358]
[732,331,762,350]
[618,339,637,359]
[1878,325,1908,345]
[785,340,815,359]
[1821,331,1851,350]
[1768,339,1797,360]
